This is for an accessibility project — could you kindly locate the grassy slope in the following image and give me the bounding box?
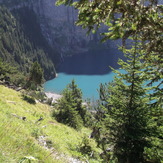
[0,85,95,163]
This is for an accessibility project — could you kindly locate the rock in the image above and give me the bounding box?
[35,117,44,123]
[22,116,26,121]
[11,113,19,118]
[7,100,16,105]
[37,117,43,121]
[45,92,62,103]
[15,87,22,91]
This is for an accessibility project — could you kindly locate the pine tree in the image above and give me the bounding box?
[26,61,44,90]
[55,80,84,130]
[0,58,25,86]
[93,41,161,162]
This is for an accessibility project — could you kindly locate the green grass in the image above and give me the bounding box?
[0,85,100,163]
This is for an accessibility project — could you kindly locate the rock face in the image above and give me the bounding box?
[30,0,120,57]
[31,0,91,57]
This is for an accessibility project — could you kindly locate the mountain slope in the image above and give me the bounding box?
[0,85,100,162]
[0,6,57,80]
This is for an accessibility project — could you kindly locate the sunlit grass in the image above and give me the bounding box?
[0,85,98,162]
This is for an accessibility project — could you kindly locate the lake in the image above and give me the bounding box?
[44,49,125,100]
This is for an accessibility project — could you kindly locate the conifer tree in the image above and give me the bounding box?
[55,80,85,130]
[93,40,161,162]
[0,58,25,86]
[26,61,44,90]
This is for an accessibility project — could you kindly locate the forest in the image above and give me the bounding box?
[0,6,57,82]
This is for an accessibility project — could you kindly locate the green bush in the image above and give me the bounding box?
[78,135,100,160]
[22,95,36,104]
[53,80,85,130]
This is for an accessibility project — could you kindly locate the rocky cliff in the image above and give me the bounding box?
[30,0,120,57]
[31,0,91,57]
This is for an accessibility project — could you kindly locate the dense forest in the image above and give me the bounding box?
[0,6,58,81]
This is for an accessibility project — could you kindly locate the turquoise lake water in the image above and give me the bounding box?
[44,48,162,100]
[44,71,118,100]
[44,50,125,99]
[44,70,162,100]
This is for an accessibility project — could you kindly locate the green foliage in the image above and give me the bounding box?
[0,58,26,86]
[93,42,162,162]
[54,80,83,130]
[79,134,100,160]
[22,94,36,104]
[26,61,44,90]
[26,90,46,103]
[54,80,90,130]
[31,128,43,139]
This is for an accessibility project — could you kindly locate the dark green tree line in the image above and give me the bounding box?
[0,6,57,80]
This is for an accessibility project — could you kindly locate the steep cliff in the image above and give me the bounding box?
[30,0,94,57]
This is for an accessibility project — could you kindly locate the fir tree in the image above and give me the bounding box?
[93,41,161,162]
[55,80,85,130]
[26,61,44,90]
[0,58,25,86]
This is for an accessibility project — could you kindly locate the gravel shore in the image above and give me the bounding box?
[45,92,62,103]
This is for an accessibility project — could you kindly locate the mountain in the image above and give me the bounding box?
[0,0,119,80]
[0,0,93,80]
[0,5,57,80]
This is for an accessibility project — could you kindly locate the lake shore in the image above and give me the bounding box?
[45,91,89,107]
[45,92,62,103]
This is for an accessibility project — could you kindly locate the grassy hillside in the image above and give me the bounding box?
[0,85,100,163]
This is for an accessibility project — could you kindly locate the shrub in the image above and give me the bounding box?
[53,80,84,130]
[22,95,36,104]
[78,135,100,160]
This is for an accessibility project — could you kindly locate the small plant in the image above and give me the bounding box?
[79,134,100,159]
[22,95,36,104]
[46,139,53,148]
[31,128,42,139]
